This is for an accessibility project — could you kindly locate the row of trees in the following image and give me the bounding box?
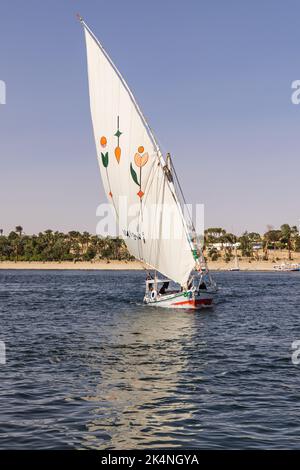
[0,227,133,262]
[204,224,300,261]
[0,224,299,262]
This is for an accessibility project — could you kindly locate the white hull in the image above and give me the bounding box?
[144,290,213,310]
[274,263,300,272]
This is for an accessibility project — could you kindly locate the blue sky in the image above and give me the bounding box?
[1,0,299,235]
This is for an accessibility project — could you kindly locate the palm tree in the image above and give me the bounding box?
[113,237,124,260]
[221,232,237,261]
[15,226,23,237]
[239,232,253,258]
[263,229,281,260]
[81,231,91,254]
[248,232,261,242]
[291,226,299,252]
[280,224,293,260]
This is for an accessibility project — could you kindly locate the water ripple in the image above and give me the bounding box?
[0,270,300,449]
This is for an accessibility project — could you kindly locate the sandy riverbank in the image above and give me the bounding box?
[0,260,146,270]
[0,256,299,271]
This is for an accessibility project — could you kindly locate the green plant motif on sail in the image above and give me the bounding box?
[130,163,140,186]
[99,136,112,197]
[101,152,109,168]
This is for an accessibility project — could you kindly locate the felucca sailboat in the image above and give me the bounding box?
[80,17,216,309]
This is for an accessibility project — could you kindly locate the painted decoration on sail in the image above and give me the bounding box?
[130,146,149,199]
[83,23,195,286]
[99,136,112,197]
[114,116,122,163]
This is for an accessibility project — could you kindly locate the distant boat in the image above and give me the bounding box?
[229,246,240,271]
[273,262,300,272]
[80,17,216,309]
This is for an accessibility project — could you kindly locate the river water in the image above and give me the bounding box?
[0,270,299,449]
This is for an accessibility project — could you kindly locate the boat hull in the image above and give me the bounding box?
[144,291,213,309]
[274,264,300,272]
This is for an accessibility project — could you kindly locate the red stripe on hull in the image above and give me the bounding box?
[173,298,213,307]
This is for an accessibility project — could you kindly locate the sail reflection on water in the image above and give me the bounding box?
[79,309,203,449]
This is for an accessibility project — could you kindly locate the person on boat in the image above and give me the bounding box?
[159,281,169,295]
[146,272,153,291]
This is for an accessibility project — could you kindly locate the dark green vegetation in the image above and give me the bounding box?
[0,228,133,262]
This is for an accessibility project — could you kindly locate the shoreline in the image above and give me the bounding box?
[0,260,145,270]
[0,259,299,271]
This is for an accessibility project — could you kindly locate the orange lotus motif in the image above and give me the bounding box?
[115,146,121,163]
[134,152,149,167]
[100,136,107,147]
[130,145,149,199]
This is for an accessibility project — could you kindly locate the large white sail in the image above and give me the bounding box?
[82,20,196,286]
